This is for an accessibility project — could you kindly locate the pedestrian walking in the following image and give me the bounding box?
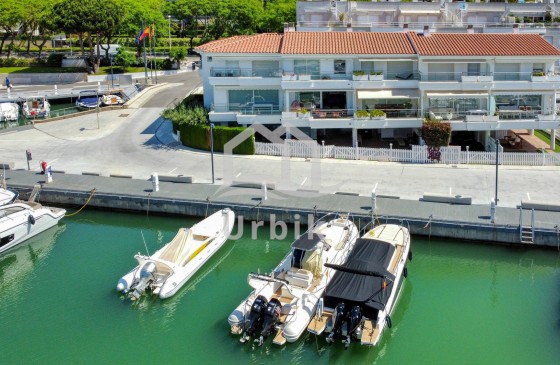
[5,77,13,90]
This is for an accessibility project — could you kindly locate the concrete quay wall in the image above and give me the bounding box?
[19,186,560,249]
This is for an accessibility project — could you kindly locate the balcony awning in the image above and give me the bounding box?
[399,10,441,14]
[426,92,488,98]
[358,89,419,99]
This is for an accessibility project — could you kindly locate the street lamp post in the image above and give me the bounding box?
[96,90,100,129]
[168,15,172,55]
[110,55,114,89]
[495,138,499,205]
[210,123,215,184]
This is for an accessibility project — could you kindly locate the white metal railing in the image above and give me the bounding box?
[255,142,560,166]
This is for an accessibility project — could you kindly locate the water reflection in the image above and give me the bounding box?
[0,224,66,301]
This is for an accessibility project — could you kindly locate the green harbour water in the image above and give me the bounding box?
[1,210,559,364]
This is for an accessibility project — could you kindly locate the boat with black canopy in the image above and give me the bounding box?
[228,213,359,346]
[307,223,411,347]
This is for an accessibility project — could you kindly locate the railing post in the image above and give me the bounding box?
[466,146,470,165]
[389,143,393,162]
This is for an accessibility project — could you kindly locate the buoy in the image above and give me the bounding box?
[386,316,392,329]
[28,214,36,225]
[408,251,413,261]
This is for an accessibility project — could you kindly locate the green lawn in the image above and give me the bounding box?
[95,66,147,75]
[534,130,560,152]
[0,66,87,73]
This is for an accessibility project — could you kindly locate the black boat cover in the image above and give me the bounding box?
[323,238,396,318]
[291,232,326,251]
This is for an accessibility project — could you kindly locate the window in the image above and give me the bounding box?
[294,60,320,76]
[0,234,14,248]
[207,56,212,62]
[227,90,279,112]
[334,60,346,75]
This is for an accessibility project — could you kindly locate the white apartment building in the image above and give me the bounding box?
[196,30,560,149]
[296,1,558,38]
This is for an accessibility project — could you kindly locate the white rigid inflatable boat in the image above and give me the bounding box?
[309,223,412,348]
[228,214,359,346]
[117,208,235,300]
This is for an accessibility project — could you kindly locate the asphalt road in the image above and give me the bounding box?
[1,71,559,209]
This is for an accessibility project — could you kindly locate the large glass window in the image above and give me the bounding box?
[252,60,280,77]
[227,90,279,113]
[294,60,320,76]
[288,92,320,111]
[428,97,488,116]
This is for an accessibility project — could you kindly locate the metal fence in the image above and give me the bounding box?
[255,142,560,166]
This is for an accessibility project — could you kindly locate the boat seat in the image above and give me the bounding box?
[285,268,313,288]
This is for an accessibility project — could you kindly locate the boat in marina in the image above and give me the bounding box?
[117,208,235,300]
[0,201,66,255]
[307,223,411,348]
[22,97,50,118]
[0,187,18,206]
[0,102,19,122]
[228,214,359,346]
[76,91,100,110]
[101,94,125,106]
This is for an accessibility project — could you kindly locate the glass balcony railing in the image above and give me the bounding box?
[211,103,281,115]
[210,68,282,77]
[493,72,532,81]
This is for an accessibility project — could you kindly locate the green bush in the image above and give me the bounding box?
[46,53,64,67]
[176,123,255,155]
[370,109,386,118]
[353,70,365,76]
[421,119,451,147]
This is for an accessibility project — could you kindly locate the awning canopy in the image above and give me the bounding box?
[426,92,488,98]
[358,89,419,99]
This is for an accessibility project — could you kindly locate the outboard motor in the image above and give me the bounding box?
[240,295,268,343]
[129,261,157,300]
[326,302,346,344]
[255,298,282,346]
[344,305,363,348]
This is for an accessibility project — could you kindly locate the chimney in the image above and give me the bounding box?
[513,23,519,34]
[467,25,474,34]
[423,25,430,37]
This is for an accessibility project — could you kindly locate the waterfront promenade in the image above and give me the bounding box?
[1,71,559,245]
[4,168,560,247]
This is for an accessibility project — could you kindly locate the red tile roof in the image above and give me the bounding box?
[195,31,560,57]
[195,34,283,53]
[281,32,415,54]
[408,32,560,56]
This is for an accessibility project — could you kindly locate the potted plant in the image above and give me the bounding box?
[370,109,386,120]
[369,71,383,81]
[355,110,370,119]
[531,71,546,82]
[352,70,368,81]
[298,107,310,118]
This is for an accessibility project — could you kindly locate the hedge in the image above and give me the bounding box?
[176,123,255,155]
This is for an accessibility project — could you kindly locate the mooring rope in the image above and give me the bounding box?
[65,188,96,217]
